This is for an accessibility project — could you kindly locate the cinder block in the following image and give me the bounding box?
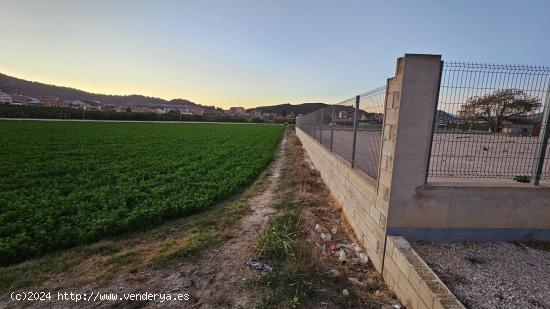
[385,237,395,258]
[383,124,392,141]
[392,91,401,109]
[375,198,389,217]
[432,299,445,309]
[379,213,387,230]
[393,248,412,280]
[417,300,430,309]
[397,276,419,309]
[375,195,388,209]
[384,109,398,125]
[379,184,390,202]
[387,79,402,93]
[381,141,395,156]
[383,261,400,289]
[369,206,382,223]
[414,277,436,309]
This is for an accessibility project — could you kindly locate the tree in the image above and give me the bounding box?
[459,89,541,132]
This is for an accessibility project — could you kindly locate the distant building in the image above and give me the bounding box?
[205,108,223,115]
[27,97,41,105]
[191,107,205,115]
[69,100,86,108]
[338,110,358,120]
[102,105,118,112]
[61,99,74,107]
[249,109,262,117]
[41,96,62,107]
[178,107,193,115]
[155,107,177,114]
[132,106,155,113]
[0,90,12,104]
[361,112,383,121]
[11,94,28,104]
[228,107,246,115]
[82,100,102,111]
[262,112,276,118]
[116,106,129,112]
[502,118,536,136]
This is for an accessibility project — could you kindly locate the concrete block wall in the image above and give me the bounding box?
[383,236,464,309]
[296,127,387,271]
[296,53,443,280]
[296,53,550,307]
[298,126,468,307]
[380,57,550,241]
[389,183,550,240]
[383,54,443,229]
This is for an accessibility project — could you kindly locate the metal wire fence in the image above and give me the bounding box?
[428,62,550,183]
[296,86,386,179]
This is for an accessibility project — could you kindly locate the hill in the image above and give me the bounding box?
[253,102,458,123]
[248,103,329,116]
[435,110,458,122]
[0,73,208,109]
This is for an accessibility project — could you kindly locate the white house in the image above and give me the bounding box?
[155,107,177,114]
[82,100,102,111]
[132,106,154,113]
[192,107,205,115]
[178,107,193,115]
[27,97,40,105]
[0,91,12,104]
[69,100,85,108]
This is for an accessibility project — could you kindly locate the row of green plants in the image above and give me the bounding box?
[0,121,285,265]
[0,105,268,123]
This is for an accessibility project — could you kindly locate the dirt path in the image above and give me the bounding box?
[142,137,286,308]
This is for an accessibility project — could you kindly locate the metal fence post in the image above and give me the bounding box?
[311,113,315,138]
[532,85,550,185]
[351,95,360,168]
[319,109,324,144]
[330,105,335,152]
[425,60,444,183]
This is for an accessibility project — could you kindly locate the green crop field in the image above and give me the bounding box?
[0,121,285,265]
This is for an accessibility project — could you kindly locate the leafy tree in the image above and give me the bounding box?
[459,89,541,132]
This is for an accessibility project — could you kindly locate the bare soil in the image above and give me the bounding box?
[286,133,398,308]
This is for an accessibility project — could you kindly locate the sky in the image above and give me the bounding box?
[1,0,549,109]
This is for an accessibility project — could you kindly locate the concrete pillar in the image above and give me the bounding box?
[378,54,442,261]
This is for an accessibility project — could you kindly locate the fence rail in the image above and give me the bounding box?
[428,61,550,182]
[296,86,386,179]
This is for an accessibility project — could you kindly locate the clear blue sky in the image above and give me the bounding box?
[1,0,549,108]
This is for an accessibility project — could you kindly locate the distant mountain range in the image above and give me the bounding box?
[249,103,329,116]
[0,73,215,109]
[435,110,458,122]
[250,103,460,121]
[0,73,462,119]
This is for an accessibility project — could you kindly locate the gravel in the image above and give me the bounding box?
[411,241,550,309]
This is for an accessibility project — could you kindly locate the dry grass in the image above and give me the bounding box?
[252,130,395,308]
